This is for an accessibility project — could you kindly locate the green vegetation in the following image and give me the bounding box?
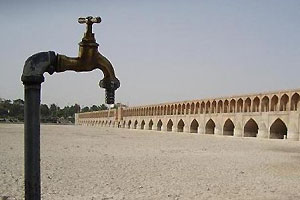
[0,98,108,124]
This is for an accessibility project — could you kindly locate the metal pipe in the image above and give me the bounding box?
[22,51,56,200]
[24,83,41,200]
[21,16,120,200]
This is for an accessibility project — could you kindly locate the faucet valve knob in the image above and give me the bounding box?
[78,16,101,42]
[78,16,101,24]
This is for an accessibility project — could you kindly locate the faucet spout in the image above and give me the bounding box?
[97,53,120,104]
[55,16,120,104]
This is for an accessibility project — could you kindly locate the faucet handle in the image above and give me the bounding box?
[78,16,101,24]
[78,16,101,41]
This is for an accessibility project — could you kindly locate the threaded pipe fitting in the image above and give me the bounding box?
[105,89,115,104]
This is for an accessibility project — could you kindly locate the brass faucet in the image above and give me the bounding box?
[56,16,120,104]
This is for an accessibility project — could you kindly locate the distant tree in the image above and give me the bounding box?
[0,97,110,123]
[99,104,108,110]
[13,99,24,105]
[57,106,64,118]
[3,99,12,110]
[0,99,9,117]
[49,104,58,118]
[10,101,23,118]
[62,106,70,118]
[40,104,50,117]
[0,98,25,121]
[67,105,75,117]
[0,106,8,117]
[81,106,89,113]
[90,105,99,111]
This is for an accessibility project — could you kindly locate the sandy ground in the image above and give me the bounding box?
[1,124,300,200]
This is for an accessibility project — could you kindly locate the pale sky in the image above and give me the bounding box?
[0,0,300,107]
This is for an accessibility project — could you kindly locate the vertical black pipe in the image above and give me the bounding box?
[24,83,41,200]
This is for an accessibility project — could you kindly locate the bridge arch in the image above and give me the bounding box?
[271,95,279,111]
[217,100,223,113]
[224,100,229,113]
[141,120,145,130]
[177,104,182,115]
[157,119,163,131]
[128,120,131,129]
[261,96,269,112]
[291,93,299,111]
[177,119,185,132]
[186,103,190,115]
[212,101,217,113]
[190,119,199,133]
[163,105,166,115]
[195,102,200,114]
[200,102,205,114]
[252,97,260,112]
[270,118,287,139]
[167,105,171,115]
[182,104,186,115]
[244,118,258,137]
[280,94,289,111]
[205,119,215,134]
[230,99,236,113]
[223,119,234,136]
[206,101,210,114]
[134,120,138,129]
[167,119,173,132]
[171,105,174,115]
[149,119,153,130]
[237,98,243,112]
[244,98,251,112]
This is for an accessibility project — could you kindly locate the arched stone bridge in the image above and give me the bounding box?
[75,89,300,141]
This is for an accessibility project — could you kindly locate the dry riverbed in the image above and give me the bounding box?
[1,124,300,200]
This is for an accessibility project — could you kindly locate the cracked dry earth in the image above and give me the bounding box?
[1,124,300,200]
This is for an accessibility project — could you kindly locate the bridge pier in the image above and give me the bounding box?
[198,126,204,134]
[257,130,268,138]
[234,129,242,137]
[184,126,189,133]
[257,123,268,138]
[287,130,299,141]
[215,126,222,135]
[234,123,242,137]
[162,125,167,132]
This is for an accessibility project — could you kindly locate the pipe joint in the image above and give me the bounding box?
[21,51,57,84]
[99,77,120,104]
